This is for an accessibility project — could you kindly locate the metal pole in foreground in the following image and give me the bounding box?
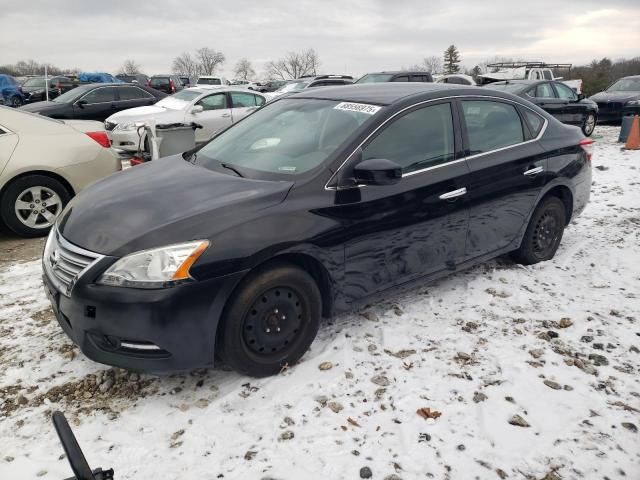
[45,64,49,102]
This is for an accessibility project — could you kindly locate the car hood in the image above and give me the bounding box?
[58,156,293,257]
[19,101,65,112]
[106,105,181,124]
[589,91,640,103]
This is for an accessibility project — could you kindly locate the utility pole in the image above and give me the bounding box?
[45,64,49,102]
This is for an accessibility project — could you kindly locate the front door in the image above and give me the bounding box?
[340,101,470,302]
[189,92,233,143]
[229,91,264,123]
[528,82,567,122]
[553,82,583,125]
[458,99,547,259]
[73,86,117,121]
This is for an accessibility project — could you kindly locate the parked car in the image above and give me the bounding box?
[105,87,267,150]
[230,79,260,90]
[435,74,476,85]
[271,75,354,97]
[43,83,592,376]
[355,71,433,83]
[0,107,120,236]
[589,75,640,124]
[116,73,150,85]
[196,76,229,86]
[78,72,123,84]
[0,74,26,107]
[178,76,195,88]
[477,62,582,93]
[148,75,184,94]
[486,80,598,136]
[21,76,76,103]
[258,80,287,93]
[20,83,166,122]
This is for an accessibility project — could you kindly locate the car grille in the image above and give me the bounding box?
[104,121,117,131]
[43,228,103,297]
[597,101,623,111]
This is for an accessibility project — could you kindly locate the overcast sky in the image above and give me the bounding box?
[1,0,638,79]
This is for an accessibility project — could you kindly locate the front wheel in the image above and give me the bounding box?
[581,112,596,136]
[10,96,23,108]
[0,175,71,237]
[511,196,566,265]
[217,264,321,377]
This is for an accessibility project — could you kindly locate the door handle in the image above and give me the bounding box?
[523,166,544,176]
[221,113,231,118]
[439,187,467,200]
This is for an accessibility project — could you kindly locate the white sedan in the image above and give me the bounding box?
[105,87,267,151]
[0,107,121,237]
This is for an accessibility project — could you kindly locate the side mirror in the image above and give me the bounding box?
[191,105,204,114]
[353,158,402,186]
[76,99,88,108]
[577,93,585,101]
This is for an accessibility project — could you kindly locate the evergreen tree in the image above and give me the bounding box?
[443,45,461,74]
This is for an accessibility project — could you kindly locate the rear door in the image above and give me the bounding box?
[458,98,547,260]
[341,101,470,300]
[72,86,117,120]
[116,85,156,110]
[189,92,233,142]
[229,92,264,122]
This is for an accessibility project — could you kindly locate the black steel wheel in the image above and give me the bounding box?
[512,196,566,265]
[217,263,321,377]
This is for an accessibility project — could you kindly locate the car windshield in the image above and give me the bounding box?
[606,78,640,92]
[276,81,310,93]
[23,77,47,88]
[53,85,90,103]
[486,83,526,93]
[198,78,222,85]
[156,90,201,110]
[356,74,394,83]
[192,98,378,178]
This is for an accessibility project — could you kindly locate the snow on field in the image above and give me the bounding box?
[0,127,639,480]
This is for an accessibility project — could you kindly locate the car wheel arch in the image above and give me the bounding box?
[0,169,75,200]
[539,184,574,225]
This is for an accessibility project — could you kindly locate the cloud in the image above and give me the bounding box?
[0,0,638,78]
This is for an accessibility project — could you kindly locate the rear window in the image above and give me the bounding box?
[198,78,222,85]
[356,74,394,83]
[119,86,153,100]
[150,78,170,87]
[461,100,524,155]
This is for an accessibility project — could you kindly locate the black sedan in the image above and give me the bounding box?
[590,75,640,123]
[20,83,166,121]
[486,80,598,136]
[43,83,592,377]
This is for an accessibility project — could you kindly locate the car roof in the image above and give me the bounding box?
[184,86,264,95]
[290,83,485,106]
[363,71,429,75]
[620,75,640,80]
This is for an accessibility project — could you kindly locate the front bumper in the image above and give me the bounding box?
[43,257,246,372]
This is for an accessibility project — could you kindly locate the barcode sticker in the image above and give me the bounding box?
[334,102,382,115]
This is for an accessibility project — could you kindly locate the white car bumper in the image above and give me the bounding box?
[107,129,143,152]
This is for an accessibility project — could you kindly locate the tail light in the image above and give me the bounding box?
[147,79,151,87]
[170,79,176,93]
[579,138,594,162]
[86,131,111,148]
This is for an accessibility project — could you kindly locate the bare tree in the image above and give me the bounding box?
[234,58,256,81]
[120,59,142,75]
[422,56,442,73]
[265,48,320,80]
[196,47,226,75]
[172,52,200,78]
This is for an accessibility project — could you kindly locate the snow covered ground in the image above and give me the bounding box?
[0,126,638,480]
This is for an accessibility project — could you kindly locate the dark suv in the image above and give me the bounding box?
[22,76,76,103]
[356,71,434,83]
[116,74,150,85]
[148,75,184,94]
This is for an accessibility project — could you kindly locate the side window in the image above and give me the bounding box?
[392,75,409,82]
[254,95,265,106]
[230,92,259,108]
[119,86,152,100]
[535,83,556,98]
[362,103,455,174]
[410,75,425,82]
[523,109,545,137]
[554,83,577,100]
[197,93,228,111]
[81,87,116,104]
[461,100,524,154]
[543,70,553,80]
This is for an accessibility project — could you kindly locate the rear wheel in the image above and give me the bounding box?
[10,96,23,108]
[217,264,321,377]
[581,112,596,136]
[0,175,71,237]
[512,196,566,265]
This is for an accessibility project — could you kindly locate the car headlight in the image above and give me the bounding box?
[97,240,209,288]
[625,100,640,106]
[114,122,137,131]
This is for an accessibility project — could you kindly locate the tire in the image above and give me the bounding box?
[512,196,567,265]
[217,263,322,377]
[581,112,596,136]
[0,175,71,237]
[10,96,23,108]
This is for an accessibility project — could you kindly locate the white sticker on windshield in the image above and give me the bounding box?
[334,102,381,115]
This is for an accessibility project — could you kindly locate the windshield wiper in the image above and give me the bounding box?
[220,163,244,177]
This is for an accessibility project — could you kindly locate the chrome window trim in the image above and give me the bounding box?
[325,94,548,191]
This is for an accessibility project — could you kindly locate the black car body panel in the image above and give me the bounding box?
[589,75,640,123]
[356,71,434,83]
[45,83,591,372]
[20,83,166,121]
